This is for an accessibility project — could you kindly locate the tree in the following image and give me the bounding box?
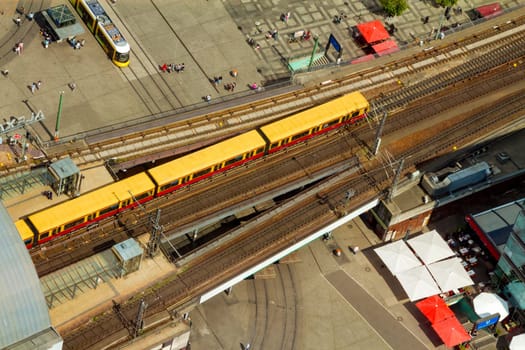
[435,0,458,7]
[380,0,409,16]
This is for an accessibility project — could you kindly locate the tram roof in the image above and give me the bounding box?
[0,203,51,348]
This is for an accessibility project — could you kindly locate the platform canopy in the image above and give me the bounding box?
[356,20,390,44]
[374,239,422,275]
[396,265,442,301]
[407,230,455,265]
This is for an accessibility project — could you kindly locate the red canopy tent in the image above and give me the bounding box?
[416,295,455,324]
[432,317,471,348]
[356,20,390,44]
[476,3,503,18]
[372,40,399,56]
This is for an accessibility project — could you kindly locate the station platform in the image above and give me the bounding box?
[47,234,176,335]
[4,164,114,220]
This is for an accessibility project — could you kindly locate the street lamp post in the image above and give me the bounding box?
[54,91,64,141]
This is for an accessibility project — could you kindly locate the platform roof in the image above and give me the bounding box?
[0,203,52,348]
[357,20,390,44]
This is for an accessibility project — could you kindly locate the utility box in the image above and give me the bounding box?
[112,238,143,277]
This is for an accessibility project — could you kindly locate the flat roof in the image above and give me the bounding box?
[0,203,52,348]
[470,198,525,246]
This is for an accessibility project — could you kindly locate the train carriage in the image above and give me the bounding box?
[148,130,267,196]
[27,173,155,245]
[69,0,130,67]
[15,220,36,248]
[260,92,369,152]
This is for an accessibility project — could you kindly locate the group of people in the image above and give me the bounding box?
[224,82,236,92]
[159,63,185,73]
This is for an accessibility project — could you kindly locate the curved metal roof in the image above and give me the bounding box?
[0,203,51,348]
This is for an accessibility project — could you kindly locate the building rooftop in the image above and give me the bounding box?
[0,203,54,348]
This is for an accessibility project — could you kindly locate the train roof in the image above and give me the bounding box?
[29,172,154,233]
[0,204,52,348]
[15,219,34,243]
[148,130,266,187]
[83,0,127,46]
[260,92,369,143]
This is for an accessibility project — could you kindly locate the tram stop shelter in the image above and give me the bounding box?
[36,4,84,42]
[48,157,81,196]
[356,20,398,56]
[0,203,63,349]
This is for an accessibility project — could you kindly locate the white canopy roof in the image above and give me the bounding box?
[473,292,509,320]
[374,240,422,275]
[427,257,474,292]
[396,265,442,301]
[407,230,455,264]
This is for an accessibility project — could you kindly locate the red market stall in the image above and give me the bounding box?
[372,39,399,56]
[356,20,390,44]
[476,3,503,18]
[416,295,456,324]
[432,317,471,348]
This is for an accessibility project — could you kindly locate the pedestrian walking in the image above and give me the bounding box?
[30,83,36,94]
[69,82,77,91]
[18,42,23,54]
[14,45,21,55]
[1,69,8,76]
[204,94,211,102]
[14,17,21,26]
[36,80,42,89]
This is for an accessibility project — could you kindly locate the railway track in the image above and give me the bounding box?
[60,64,524,349]
[2,14,523,178]
[30,55,524,277]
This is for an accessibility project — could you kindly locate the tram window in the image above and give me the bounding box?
[116,51,129,63]
[95,30,111,53]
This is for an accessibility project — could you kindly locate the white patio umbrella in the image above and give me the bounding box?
[473,292,509,320]
[427,257,474,292]
[407,229,455,265]
[509,333,525,350]
[374,240,422,276]
[396,265,442,301]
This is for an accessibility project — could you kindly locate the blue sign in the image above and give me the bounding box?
[474,314,500,331]
[329,34,341,52]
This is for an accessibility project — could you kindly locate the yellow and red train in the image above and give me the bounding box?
[17,92,369,248]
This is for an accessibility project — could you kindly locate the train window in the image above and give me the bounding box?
[193,167,211,178]
[352,111,360,117]
[225,155,243,167]
[39,232,50,240]
[291,131,309,141]
[322,120,339,129]
[135,192,149,201]
[64,218,85,230]
[24,238,33,246]
[256,147,264,154]
[100,203,119,216]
